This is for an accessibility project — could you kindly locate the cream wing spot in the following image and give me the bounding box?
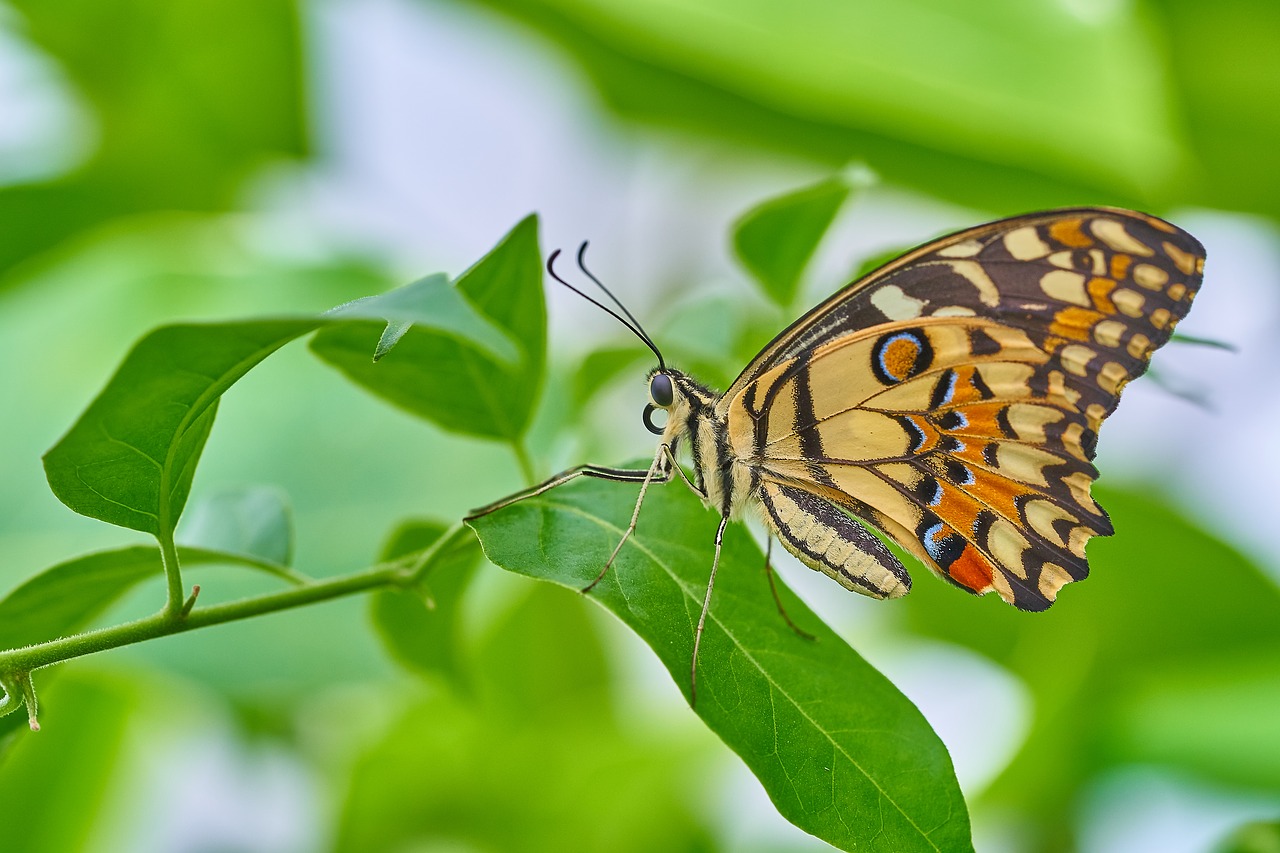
[1004,226,1052,260]
[1006,404,1064,442]
[987,518,1031,579]
[1047,369,1082,407]
[1164,241,1197,274]
[1063,471,1100,514]
[946,260,1002,306]
[1127,333,1152,359]
[1038,563,1074,600]
[1092,218,1155,255]
[1132,263,1169,290]
[1085,403,1107,430]
[937,239,985,258]
[1024,499,1074,547]
[1059,344,1097,377]
[1112,288,1146,317]
[1098,362,1128,394]
[1040,270,1090,306]
[1093,319,1125,347]
[870,284,927,320]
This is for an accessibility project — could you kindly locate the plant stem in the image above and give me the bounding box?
[0,563,408,677]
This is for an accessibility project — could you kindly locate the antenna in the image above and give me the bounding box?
[546,248,666,369]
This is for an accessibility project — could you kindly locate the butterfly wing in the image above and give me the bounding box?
[723,208,1205,610]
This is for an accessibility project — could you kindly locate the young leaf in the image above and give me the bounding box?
[314,216,550,440]
[180,486,295,567]
[326,272,518,365]
[370,521,482,685]
[733,177,850,306]
[468,473,973,853]
[310,216,546,442]
[0,545,299,651]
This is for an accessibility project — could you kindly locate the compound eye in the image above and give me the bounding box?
[649,372,674,407]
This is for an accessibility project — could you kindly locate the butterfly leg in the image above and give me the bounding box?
[690,513,730,708]
[761,536,816,642]
[466,463,662,519]
[582,444,676,592]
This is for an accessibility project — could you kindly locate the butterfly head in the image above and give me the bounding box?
[643,369,675,435]
[641,366,718,440]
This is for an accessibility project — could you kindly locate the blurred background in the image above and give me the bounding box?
[1,0,1279,851]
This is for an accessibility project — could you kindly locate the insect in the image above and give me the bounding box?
[469,207,1205,703]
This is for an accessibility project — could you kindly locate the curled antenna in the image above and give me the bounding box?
[546,247,666,369]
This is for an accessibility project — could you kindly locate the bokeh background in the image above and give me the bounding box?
[2,1,1279,851]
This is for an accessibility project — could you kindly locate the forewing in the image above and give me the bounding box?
[719,207,1205,411]
[725,208,1205,610]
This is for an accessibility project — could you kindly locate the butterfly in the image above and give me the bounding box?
[468,207,1205,702]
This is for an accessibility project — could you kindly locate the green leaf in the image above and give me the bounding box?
[310,216,546,442]
[180,486,295,567]
[462,0,1188,212]
[733,177,850,305]
[468,472,973,853]
[0,545,299,651]
[43,273,517,535]
[370,521,482,685]
[43,319,319,535]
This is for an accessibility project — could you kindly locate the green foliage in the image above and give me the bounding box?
[733,176,850,306]
[0,0,306,275]
[468,473,973,852]
[0,673,136,851]
[339,583,717,853]
[460,0,1280,220]
[4,1,1278,848]
[1218,821,1280,853]
[370,520,483,687]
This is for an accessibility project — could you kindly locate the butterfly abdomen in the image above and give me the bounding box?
[758,480,910,598]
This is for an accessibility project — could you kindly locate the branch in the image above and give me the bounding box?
[0,562,410,677]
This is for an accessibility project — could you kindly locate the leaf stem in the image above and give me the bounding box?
[513,440,536,487]
[0,563,410,676]
[158,530,185,617]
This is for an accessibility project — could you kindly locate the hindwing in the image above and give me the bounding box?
[725,208,1205,610]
